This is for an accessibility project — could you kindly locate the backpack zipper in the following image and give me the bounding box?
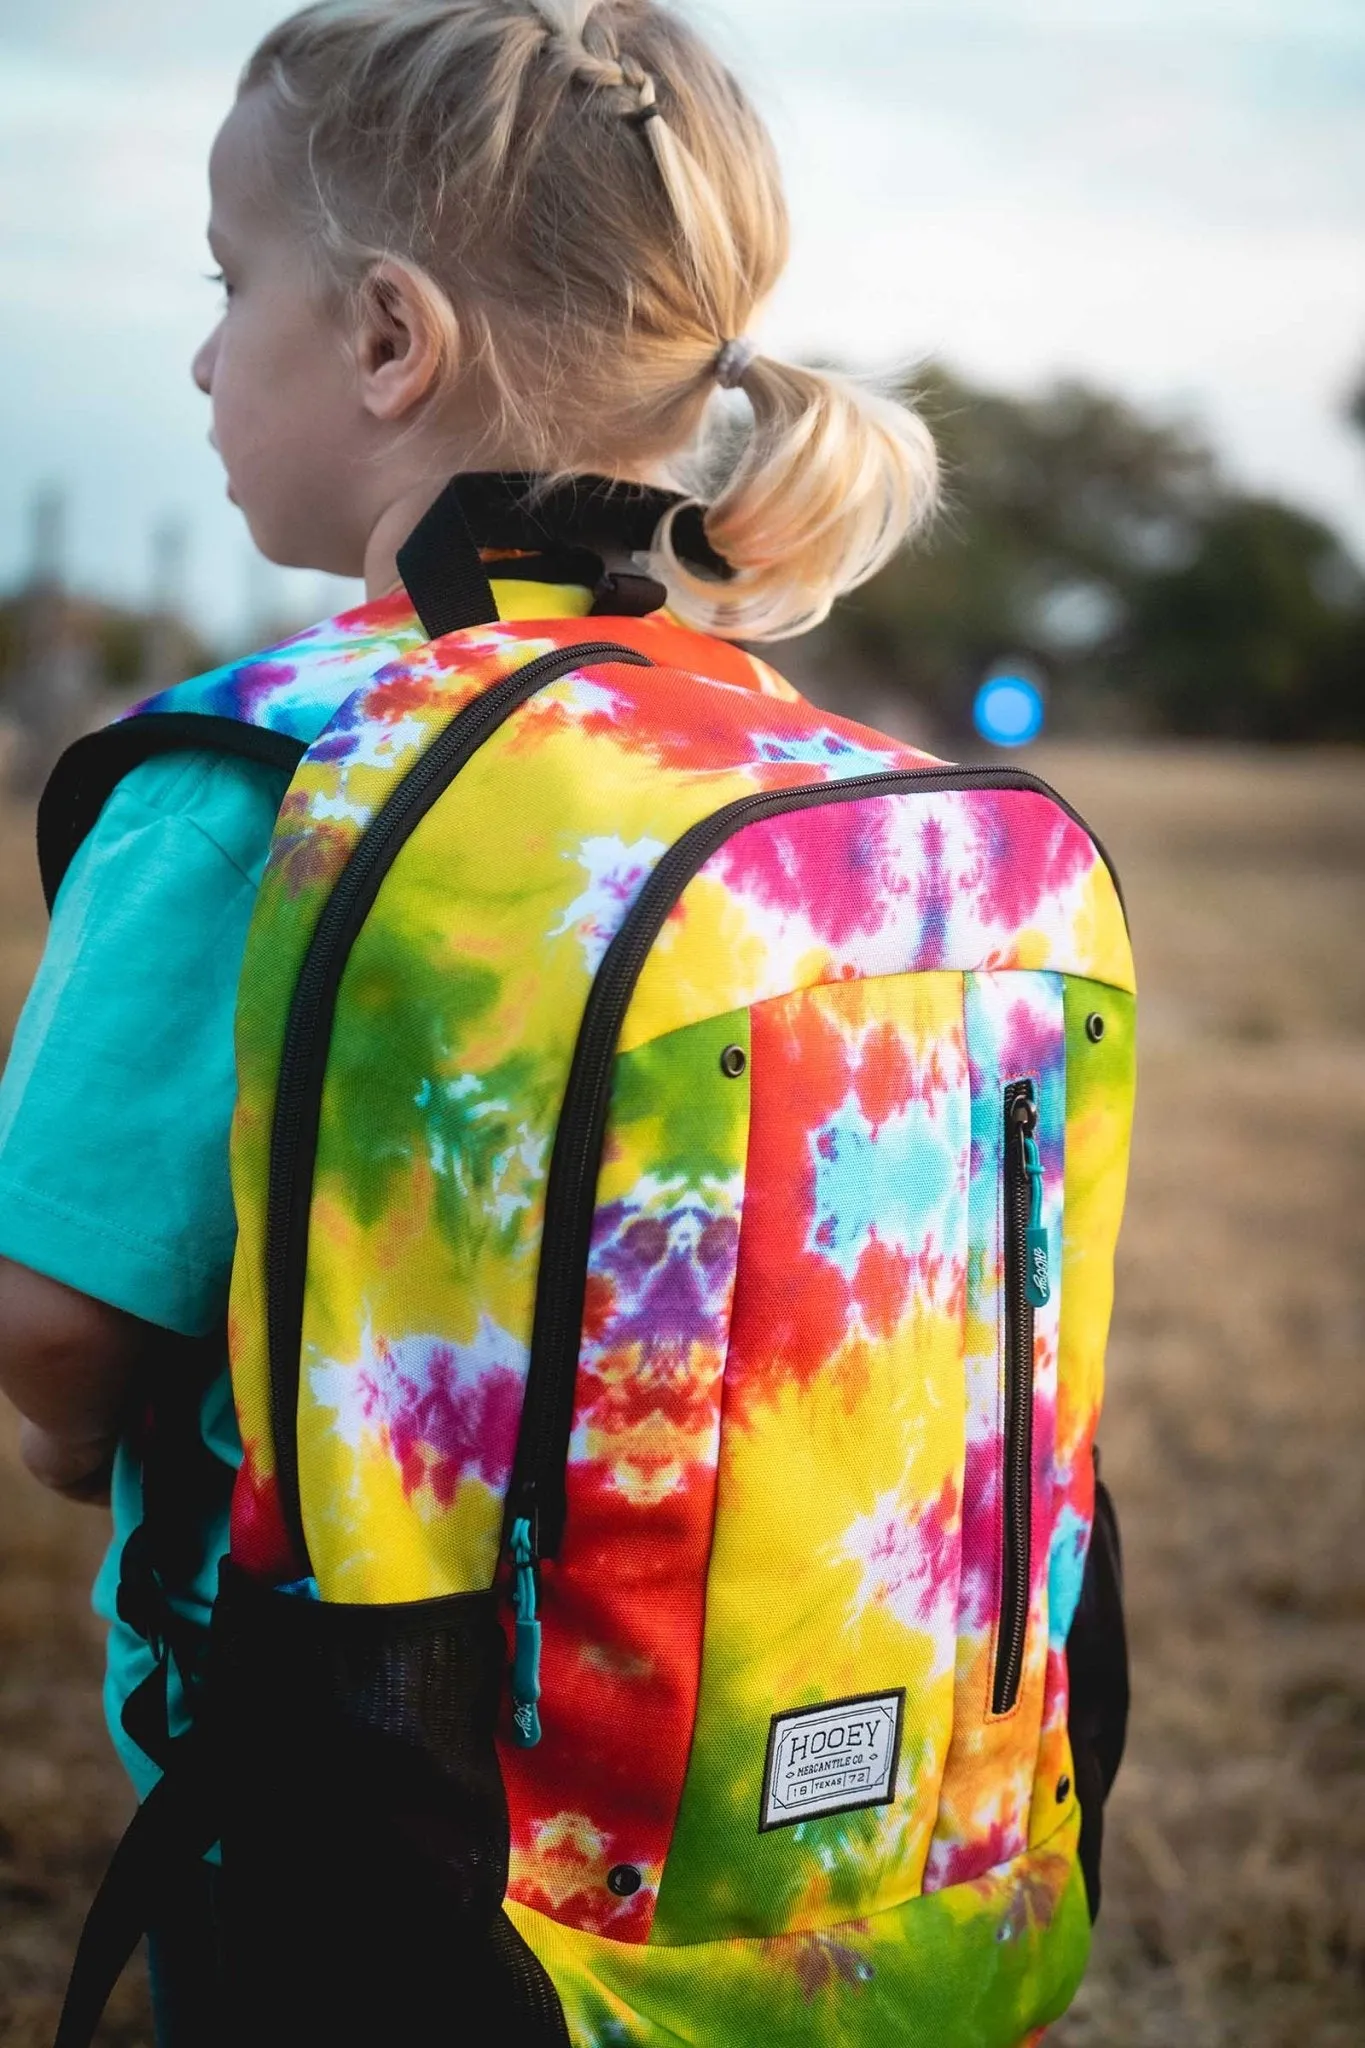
[509,1515,543,1747]
[506,766,1119,1710]
[993,1080,1047,1716]
[264,641,651,1571]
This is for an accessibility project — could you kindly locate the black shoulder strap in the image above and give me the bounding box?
[1068,1461,1130,1922]
[37,714,307,913]
[53,1731,220,2048]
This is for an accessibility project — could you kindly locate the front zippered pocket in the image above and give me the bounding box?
[992,1079,1048,1716]
[506,767,1114,1742]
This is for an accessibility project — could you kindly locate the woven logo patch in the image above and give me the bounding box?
[759,1689,904,1832]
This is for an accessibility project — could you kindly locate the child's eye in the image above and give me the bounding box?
[204,268,233,302]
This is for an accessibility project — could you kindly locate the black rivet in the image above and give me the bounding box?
[606,1864,642,1897]
[1056,1774,1071,1804]
[720,1044,747,1078]
[1085,1013,1106,1043]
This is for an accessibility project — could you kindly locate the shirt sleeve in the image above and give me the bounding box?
[0,749,291,1336]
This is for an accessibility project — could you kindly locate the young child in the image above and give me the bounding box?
[0,1,936,2037]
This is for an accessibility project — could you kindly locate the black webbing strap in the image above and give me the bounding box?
[395,477,501,640]
[117,1543,225,1773]
[58,1346,230,2047]
[1068,1459,1130,1922]
[53,1733,220,2048]
[117,1546,211,1769]
[112,1336,235,1772]
[37,714,307,911]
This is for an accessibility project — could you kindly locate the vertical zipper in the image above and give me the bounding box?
[993,1080,1047,1715]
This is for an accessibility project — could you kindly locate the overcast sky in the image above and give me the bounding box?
[1,0,1362,638]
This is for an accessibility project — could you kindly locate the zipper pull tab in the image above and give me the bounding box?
[509,1515,542,1748]
[1021,1125,1051,1308]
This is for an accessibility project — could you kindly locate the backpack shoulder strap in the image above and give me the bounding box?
[37,712,308,911]
[35,489,509,914]
[32,584,453,911]
[53,1727,220,2048]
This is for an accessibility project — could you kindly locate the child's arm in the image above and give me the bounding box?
[0,1256,149,1502]
[0,750,293,1513]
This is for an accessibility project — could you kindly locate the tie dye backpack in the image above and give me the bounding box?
[49,478,1133,2048]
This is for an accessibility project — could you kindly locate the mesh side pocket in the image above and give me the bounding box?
[208,1561,567,2045]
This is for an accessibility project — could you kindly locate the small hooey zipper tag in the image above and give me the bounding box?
[510,1515,543,1748]
[1021,1127,1050,1307]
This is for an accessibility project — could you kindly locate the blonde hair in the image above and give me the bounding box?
[242,0,938,640]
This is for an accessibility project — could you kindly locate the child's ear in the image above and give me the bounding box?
[356,259,456,423]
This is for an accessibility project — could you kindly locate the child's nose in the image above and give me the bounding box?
[192,327,219,395]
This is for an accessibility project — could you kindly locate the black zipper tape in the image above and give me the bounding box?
[263,641,651,1571]
[993,1079,1039,1715]
[509,763,1121,1562]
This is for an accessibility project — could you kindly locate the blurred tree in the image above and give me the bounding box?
[97,610,151,693]
[0,599,18,686]
[0,596,215,709]
[820,365,1364,742]
[1348,367,1365,439]
[826,366,1217,734]
[1121,499,1364,739]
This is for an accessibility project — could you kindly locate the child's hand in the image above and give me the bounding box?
[19,1421,116,1506]
[0,1258,145,1506]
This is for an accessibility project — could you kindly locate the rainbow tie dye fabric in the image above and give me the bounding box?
[77,590,1136,2046]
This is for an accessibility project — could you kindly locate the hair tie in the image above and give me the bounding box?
[628,102,662,128]
[714,337,757,390]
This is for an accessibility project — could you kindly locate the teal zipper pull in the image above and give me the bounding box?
[1022,1130,1050,1307]
[509,1515,542,1748]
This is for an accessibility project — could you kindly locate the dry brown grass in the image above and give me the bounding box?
[0,743,1362,2045]
[1040,745,1365,2048]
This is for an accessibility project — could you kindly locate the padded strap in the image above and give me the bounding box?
[53,1735,220,2048]
[37,714,307,911]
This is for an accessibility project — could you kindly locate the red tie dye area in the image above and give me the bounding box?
[47,568,1133,2046]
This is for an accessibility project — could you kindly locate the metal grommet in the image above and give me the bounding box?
[1056,1774,1072,1804]
[720,1044,747,1078]
[607,1864,643,1897]
[1085,1013,1106,1044]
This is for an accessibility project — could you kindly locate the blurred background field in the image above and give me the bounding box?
[1,736,1362,2045]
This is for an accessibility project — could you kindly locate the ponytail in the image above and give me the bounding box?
[659,353,939,642]
[242,2,938,640]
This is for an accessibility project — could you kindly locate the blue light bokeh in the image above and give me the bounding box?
[973,674,1045,747]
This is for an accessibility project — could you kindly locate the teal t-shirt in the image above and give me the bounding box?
[0,748,289,1798]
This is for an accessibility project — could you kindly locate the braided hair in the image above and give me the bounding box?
[241,1,937,640]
